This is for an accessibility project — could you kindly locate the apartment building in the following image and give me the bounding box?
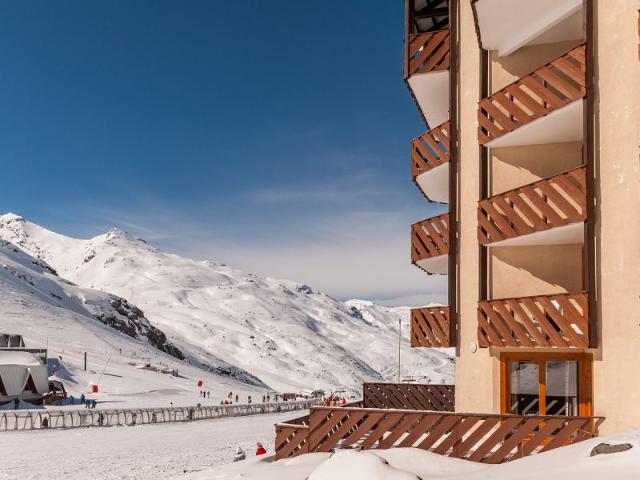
[408,0,640,435]
[274,0,639,461]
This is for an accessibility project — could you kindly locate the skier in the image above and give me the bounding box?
[235,394,239,403]
[80,393,86,404]
[233,446,246,462]
[255,442,267,456]
[262,395,266,403]
[248,395,252,404]
[207,391,210,399]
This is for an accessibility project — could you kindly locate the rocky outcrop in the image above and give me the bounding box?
[94,297,184,360]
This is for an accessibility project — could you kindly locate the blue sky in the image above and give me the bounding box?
[0,0,446,305]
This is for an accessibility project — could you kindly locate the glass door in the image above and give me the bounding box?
[502,353,591,417]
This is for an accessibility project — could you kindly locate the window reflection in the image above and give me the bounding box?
[510,361,539,415]
[545,361,578,416]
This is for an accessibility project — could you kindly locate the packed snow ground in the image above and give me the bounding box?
[0,411,291,480]
[187,429,640,480]
[0,213,454,399]
[2,416,634,480]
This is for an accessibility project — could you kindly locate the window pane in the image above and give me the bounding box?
[545,360,578,416]
[510,361,539,415]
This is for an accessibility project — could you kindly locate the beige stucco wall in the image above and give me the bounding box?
[591,0,640,435]
[490,40,583,93]
[453,0,498,415]
[489,245,583,299]
[452,1,640,429]
[490,142,583,196]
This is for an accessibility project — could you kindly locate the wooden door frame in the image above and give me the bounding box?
[499,351,593,416]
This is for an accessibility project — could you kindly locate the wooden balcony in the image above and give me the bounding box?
[478,292,589,348]
[276,405,602,462]
[411,214,450,274]
[411,306,453,347]
[478,44,585,146]
[274,413,310,459]
[478,166,586,246]
[404,29,451,128]
[412,121,450,203]
[363,382,454,412]
[405,30,450,79]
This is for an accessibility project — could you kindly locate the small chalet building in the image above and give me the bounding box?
[275,0,640,462]
[0,333,49,405]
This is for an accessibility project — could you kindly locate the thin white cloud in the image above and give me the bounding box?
[38,173,447,306]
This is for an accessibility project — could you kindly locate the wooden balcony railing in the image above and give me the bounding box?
[412,214,450,263]
[478,44,586,145]
[412,121,451,179]
[478,292,589,348]
[363,383,454,412]
[411,306,453,347]
[275,413,310,459]
[406,29,450,78]
[478,166,586,245]
[277,406,602,461]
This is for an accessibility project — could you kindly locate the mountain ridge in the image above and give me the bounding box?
[0,213,453,393]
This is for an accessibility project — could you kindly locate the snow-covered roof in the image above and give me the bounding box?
[0,350,43,367]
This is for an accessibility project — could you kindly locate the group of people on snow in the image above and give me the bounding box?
[80,394,98,409]
[323,394,347,407]
[199,390,211,398]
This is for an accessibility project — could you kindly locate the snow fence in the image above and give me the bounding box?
[0,399,316,431]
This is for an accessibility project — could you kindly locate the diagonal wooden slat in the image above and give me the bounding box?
[478,292,588,349]
[275,424,309,459]
[412,213,450,263]
[398,414,441,447]
[406,30,450,77]
[417,415,462,450]
[478,44,585,145]
[478,166,586,245]
[315,411,367,452]
[277,407,603,463]
[411,306,452,347]
[362,383,455,412]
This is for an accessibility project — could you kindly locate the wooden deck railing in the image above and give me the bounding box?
[406,29,450,78]
[412,121,451,179]
[275,401,363,460]
[478,292,589,348]
[411,306,453,347]
[412,214,450,262]
[478,166,586,245]
[275,413,311,459]
[363,383,454,412]
[277,406,602,462]
[478,44,586,145]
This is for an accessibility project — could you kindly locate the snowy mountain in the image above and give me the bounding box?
[0,238,181,358]
[0,213,454,394]
[0,237,279,408]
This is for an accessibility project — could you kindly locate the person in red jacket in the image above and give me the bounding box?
[255,442,267,456]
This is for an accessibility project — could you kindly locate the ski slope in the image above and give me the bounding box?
[0,213,453,395]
